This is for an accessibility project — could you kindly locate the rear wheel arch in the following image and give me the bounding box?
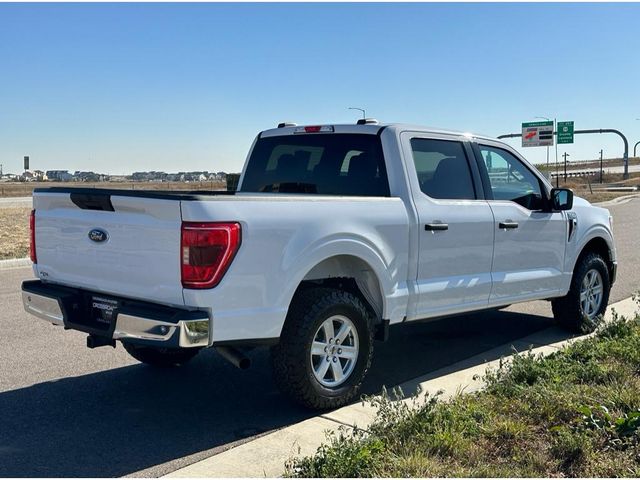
[296,254,385,325]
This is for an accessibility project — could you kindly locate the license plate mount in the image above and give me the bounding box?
[90,296,119,328]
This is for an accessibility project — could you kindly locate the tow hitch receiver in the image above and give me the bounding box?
[87,335,116,349]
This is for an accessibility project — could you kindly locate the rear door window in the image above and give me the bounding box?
[240,134,390,196]
[410,138,477,200]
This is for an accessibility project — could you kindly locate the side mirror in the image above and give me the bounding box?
[550,188,573,211]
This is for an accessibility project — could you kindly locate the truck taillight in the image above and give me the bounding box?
[181,222,241,289]
[29,209,37,264]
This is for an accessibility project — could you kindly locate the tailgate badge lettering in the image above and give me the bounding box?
[88,228,109,243]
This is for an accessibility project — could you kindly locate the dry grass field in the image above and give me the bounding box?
[557,172,640,204]
[0,181,226,198]
[0,207,31,260]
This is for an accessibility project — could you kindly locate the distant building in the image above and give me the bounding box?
[46,170,73,182]
[73,171,106,182]
[33,170,47,181]
[132,171,168,182]
[0,173,18,182]
[108,175,129,182]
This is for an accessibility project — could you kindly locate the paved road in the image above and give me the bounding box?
[560,163,640,176]
[0,196,31,208]
[0,198,638,477]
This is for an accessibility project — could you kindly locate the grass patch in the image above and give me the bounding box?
[286,312,640,477]
[0,207,30,260]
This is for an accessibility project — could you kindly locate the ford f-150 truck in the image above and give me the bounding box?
[22,121,617,409]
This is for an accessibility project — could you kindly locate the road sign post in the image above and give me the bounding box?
[521,121,554,147]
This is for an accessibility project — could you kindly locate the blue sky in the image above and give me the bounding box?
[1,2,639,175]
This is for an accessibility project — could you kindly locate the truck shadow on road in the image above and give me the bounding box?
[0,309,564,477]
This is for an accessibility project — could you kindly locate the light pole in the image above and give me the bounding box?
[563,152,570,182]
[348,107,366,119]
[599,149,603,184]
[636,119,640,158]
[535,116,552,170]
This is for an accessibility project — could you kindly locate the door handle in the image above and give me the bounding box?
[499,221,519,229]
[425,223,449,231]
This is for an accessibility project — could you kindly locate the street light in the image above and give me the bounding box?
[599,149,604,184]
[348,107,366,119]
[635,119,640,158]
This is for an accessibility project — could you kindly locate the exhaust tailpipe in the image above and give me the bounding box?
[216,346,251,369]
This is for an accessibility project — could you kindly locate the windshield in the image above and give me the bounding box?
[239,133,390,196]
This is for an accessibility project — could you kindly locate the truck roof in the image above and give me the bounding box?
[260,122,498,143]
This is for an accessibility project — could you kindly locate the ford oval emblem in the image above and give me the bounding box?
[88,228,108,243]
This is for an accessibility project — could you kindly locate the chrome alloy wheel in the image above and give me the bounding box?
[310,315,359,388]
[580,268,604,320]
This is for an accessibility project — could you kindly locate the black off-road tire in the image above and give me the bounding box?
[551,252,610,334]
[122,342,201,367]
[271,287,375,410]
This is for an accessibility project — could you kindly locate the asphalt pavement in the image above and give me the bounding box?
[570,163,640,176]
[0,197,638,477]
[0,196,31,208]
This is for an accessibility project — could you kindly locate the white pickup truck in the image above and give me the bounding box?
[22,121,617,409]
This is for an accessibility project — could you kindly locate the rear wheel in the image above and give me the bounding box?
[271,288,374,409]
[122,342,201,367]
[552,252,610,334]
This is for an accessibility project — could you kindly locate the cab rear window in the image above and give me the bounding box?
[239,134,390,196]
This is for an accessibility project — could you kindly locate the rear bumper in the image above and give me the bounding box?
[21,280,209,348]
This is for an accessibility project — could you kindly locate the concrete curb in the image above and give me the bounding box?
[165,296,638,478]
[0,257,31,270]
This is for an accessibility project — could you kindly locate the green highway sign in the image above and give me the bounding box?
[557,121,574,144]
[522,121,553,128]
[521,120,554,147]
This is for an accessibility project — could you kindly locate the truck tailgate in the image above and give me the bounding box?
[33,191,184,307]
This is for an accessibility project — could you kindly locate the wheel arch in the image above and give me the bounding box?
[573,234,615,282]
[281,253,389,338]
[300,254,385,321]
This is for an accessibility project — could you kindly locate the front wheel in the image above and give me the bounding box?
[271,288,374,409]
[122,342,201,367]
[552,252,611,334]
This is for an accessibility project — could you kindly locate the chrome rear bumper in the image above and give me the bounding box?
[22,280,209,348]
[113,313,209,347]
[23,291,65,326]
